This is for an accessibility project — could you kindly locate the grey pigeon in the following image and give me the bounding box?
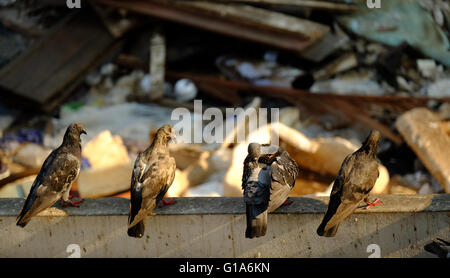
[16,123,86,227]
[128,124,177,238]
[242,143,300,238]
[317,130,381,237]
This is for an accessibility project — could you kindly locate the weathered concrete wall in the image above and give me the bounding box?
[0,195,448,258]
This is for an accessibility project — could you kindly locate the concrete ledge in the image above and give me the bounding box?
[0,195,449,258]
[1,194,449,216]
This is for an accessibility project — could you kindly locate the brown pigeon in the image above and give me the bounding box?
[317,130,382,237]
[127,124,177,238]
[243,143,300,238]
[16,123,86,227]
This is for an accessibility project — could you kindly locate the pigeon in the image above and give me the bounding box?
[317,130,381,237]
[16,123,86,227]
[127,124,177,238]
[242,143,300,238]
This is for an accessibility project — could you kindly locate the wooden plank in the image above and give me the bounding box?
[33,20,112,100]
[0,13,93,102]
[0,11,117,110]
[177,1,330,41]
[200,0,357,11]
[93,0,328,52]
[396,108,450,193]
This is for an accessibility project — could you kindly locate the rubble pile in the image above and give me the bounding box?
[0,0,449,199]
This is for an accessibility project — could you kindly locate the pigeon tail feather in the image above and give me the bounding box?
[128,221,145,238]
[16,216,30,228]
[245,205,267,238]
[317,223,339,237]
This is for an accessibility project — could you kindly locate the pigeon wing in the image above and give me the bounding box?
[324,155,379,231]
[128,153,175,228]
[128,152,146,226]
[17,148,80,226]
[316,154,355,236]
[242,154,255,189]
[267,151,299,212]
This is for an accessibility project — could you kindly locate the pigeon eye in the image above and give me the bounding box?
[73,124,78,129]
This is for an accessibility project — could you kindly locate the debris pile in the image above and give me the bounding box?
[0,0,449,200]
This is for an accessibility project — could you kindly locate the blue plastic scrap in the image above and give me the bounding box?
[0,129,45,150]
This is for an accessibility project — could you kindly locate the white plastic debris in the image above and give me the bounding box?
[428,79,450,97]
[140,74,175,98]
[100,63,117,76]
[311,73,385,95]
[83,130,130,169]
[85,71,103,87]
[14,143,52,169]
[417,59,437,79]
[174,78,198,102]
[184,181,223,197]
[263,51,278,62]
[418,183,434,194]
[139,74,152,93]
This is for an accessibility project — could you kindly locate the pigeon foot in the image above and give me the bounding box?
[362,198,382,210]
[281,198,293,207]
[159,198,176,208]
[61,196,84,207]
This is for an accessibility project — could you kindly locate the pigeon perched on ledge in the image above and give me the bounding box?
[317,130,381,237]
[242,143,300,239]
[16,123,86,228]
[127,124,177,238]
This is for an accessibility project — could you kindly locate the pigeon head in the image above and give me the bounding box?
[155,124,176,144]
[361,130,381,155]
[247,143,261,159]
[63,123,87,144]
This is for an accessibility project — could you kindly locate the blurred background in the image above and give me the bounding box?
[0,0,449,201]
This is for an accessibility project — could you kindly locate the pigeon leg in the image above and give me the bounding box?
[361,198,382,210]
[158,198,176,208]
[61,196,84,207]
[281,198,293,207]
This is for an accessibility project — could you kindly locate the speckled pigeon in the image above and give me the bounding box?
[242,143,300,238]
[16,123,86,227]
[317,130,382,237]
[127,124,177,238]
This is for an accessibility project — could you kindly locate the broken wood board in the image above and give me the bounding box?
[396,108,450,193]
[313,52,358,80]
[0,11,120,112]
[207,0,357,12]
[300,24,350,62]
[93,0,329,52]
